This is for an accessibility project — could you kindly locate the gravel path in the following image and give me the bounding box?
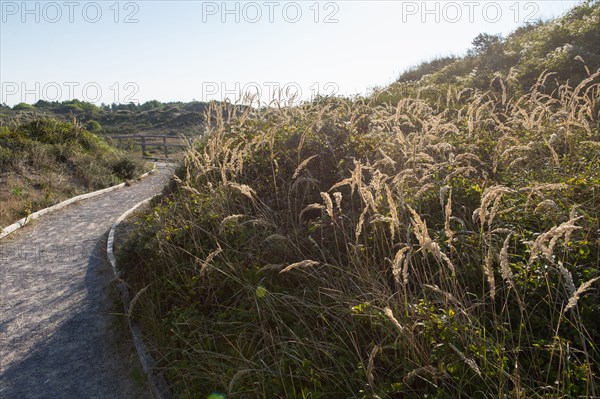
[0,164,173,399]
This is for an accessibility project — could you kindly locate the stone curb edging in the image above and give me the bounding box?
[0,165,156,240]
[107,196,173,399]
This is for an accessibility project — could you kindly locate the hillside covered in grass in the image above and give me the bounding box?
[0,119,146,227]
[0,99,210,137]
[117,3,599,398]
[394,0,599,92]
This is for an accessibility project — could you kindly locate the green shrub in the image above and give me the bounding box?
[112,158,140,180]
[86,120,102,133]
[12,102,35,111]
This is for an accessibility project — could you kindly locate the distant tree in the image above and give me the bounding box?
[141,100,164,111]
[13,102,35,111]
[34,100,53,108]
[469,33,502,56]
[57,103,84,114]
[86,120,102,133]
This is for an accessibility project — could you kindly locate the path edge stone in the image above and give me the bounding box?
[107,196,173,399]
[0,164,157,240]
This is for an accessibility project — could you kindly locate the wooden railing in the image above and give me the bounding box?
[108,134,191,158]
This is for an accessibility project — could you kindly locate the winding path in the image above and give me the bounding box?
[0,164,173,398]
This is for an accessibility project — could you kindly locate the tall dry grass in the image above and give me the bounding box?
[119,70,600,398]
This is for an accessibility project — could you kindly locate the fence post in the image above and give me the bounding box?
[141,136,146,157]
[163,137,168,159]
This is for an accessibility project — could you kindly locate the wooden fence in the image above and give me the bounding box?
[108,135,191,158]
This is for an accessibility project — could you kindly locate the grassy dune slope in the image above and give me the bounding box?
[120,72,599,397]
[0,99,210,136]
[0,119,145,227]
[394,0,600,91]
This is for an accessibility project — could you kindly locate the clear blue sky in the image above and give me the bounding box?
[0,0,582,106]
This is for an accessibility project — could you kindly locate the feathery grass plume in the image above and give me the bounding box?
[384,307,404,333]
[359,187,377,212]
[484,247,496,299]
[350,160,363,195]
[574,55,591,76]
[355,206,369,240]
[476,185,512,231]
[370,170,387,201]
[320,192,334,219]
[258,263,285,273]
[128,284,150,319]
[370,215,396,226]
[333,192,343,213]
[228,182,256,200]
[504,154,526,170]
[441,187,454,246]
[448,343,482,377]
[404,366,439,385]
[300,203,325,219]
[557,261,576,297]
[228,369,253,395]
[219,214,245,232]
[240,218,274,228]
[439,185,451,211]
[500,234,514,284]
[392,247,411,287]
[198,246,223,275]
[329,177,353,192]
[173,174,203,196]
[414,183,436,200]
[279,260,320,273]
[443,166,478,183]
[501,144,533,160]
[292,155,318,179]
[454,153,484,166]
[534,199,559,214]
[406,152,436,166]
[487,194,505,230]
[291,177,320,193]
[564,205,579,250]
[523,183,570,207]
[424,284,460,305]
[373,149,396,168]
[528,217,582,263]
[564,277,599,312]
[385,184,399,240]
[580,140,600,148]
[401,249,412,287]
[367,344,381,387]
[395,169,419,188]
[543,137,560,166]
[408,206,455,276]
[570,68,600,110]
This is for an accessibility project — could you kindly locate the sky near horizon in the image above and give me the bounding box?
[0,0,582,106]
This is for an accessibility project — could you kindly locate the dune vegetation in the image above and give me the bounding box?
[117,2,600,398]
[0,99,210,136]
[0,119,146,227]
[119,71,599,397]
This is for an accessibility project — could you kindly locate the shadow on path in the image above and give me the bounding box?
[0,226,148,398]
